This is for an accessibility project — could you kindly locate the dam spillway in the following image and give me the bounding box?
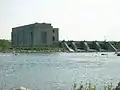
[61,41,119,52]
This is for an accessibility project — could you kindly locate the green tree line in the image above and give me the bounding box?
[0,39,12,50]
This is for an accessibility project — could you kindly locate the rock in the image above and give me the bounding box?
[13,86,29,90]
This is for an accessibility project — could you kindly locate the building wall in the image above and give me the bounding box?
[12,25,34,47]
[12,23,59,47]
[53,28,59,45]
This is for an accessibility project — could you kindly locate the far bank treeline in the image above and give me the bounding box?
[1,39,120,52]
[0,39,65,52]
[0,39,12,51]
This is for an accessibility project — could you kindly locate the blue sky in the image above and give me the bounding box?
[0,0,120,41]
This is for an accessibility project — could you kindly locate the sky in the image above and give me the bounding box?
[0,0,120,41]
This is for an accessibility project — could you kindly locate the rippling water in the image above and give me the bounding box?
[0,52,120,90]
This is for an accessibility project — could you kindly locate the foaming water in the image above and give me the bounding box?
[0,52,120,90]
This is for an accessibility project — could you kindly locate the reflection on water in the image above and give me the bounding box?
[0,52,120,90]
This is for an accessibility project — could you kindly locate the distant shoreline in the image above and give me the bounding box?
[0,48,67,53]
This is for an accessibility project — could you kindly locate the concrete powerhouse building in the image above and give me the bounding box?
[12,23,59,47]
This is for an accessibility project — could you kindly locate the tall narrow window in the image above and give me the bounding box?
[30,32,33,46]
[41,31,47,44]
[52,36,55,41]
[53,30,55,33]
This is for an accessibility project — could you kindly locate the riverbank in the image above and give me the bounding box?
[73,82,120,90]
[1,82,120,90]
[0,39,67,53]
[0,47,67,53]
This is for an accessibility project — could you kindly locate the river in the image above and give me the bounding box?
[0,52,120,90]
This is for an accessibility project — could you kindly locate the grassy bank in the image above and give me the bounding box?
[1,82,120,90]
[73,82,120,90]
[0,39,12,52]
[14,47,66,53]
[0,39,66,53]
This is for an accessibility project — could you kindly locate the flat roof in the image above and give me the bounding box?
[12,22,52,29]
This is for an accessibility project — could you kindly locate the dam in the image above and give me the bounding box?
[61,41,120,52]
[11,23,120,53]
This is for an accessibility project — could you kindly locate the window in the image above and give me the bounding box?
[30,32,33,45]
[52,36,55,41]
[53,30,55,33]
[41,31,47,44]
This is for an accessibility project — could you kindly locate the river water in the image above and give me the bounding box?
[0,52,120,90]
